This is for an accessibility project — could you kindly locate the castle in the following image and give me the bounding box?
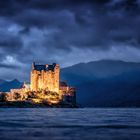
[30,62,59,92]
[2,62,76,106]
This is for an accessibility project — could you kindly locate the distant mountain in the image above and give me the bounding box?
[61,60,140,107]
[0,79,6,85]
[0,79,22,92]
[61,60,140,84]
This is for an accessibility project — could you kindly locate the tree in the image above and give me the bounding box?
[14,92,21,100]
[0,93,7,102]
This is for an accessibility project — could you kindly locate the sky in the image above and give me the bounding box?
[0,0,140,81]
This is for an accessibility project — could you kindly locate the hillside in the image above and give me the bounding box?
[61,60,140,107]
[0,79,22,92]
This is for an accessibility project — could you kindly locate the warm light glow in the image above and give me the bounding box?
[1,62,76,107]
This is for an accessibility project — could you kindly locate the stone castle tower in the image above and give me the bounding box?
[30,62,60,93]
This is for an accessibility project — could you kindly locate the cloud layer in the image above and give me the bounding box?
[0,0,140,80]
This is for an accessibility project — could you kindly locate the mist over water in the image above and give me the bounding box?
[0,108,140,140]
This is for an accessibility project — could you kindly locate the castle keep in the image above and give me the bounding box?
[30,62,59,92]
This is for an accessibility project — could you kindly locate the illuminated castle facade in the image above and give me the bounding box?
[1,62,76,106]
[30,62,60,92]
[30,62,76,105]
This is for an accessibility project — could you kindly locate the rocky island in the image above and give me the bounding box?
[0,62,76,108]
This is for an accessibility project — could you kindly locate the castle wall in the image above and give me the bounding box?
[30,70,39,91]
[30,63,60,93]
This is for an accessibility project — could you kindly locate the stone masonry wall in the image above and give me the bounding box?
[30,63,60,93]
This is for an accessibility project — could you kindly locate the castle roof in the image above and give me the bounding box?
[34,65,46,71]
[33,63,57,71]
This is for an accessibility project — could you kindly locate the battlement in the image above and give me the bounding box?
[32,62,58,71]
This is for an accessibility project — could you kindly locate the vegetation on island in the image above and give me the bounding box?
[0,90,77,108]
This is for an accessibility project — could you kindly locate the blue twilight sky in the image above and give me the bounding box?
[0,0,140,80]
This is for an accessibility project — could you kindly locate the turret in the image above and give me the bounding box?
[46,64,48,68]
[32,62,35,70]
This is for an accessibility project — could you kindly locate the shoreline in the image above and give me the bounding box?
[0,101,78,108]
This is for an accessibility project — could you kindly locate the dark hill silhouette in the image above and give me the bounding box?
[61,60,140,107]
[0,79,22,92]
[0,79,6,85]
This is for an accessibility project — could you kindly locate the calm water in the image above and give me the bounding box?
[0,108,140,140]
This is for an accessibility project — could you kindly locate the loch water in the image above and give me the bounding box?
[0,108,140,140]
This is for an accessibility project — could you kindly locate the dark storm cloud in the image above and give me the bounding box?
[0,0,104,16]
[0,34,22,48]
[0,0,139,50]
[0,0,140,80]
[0,63,19,69]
